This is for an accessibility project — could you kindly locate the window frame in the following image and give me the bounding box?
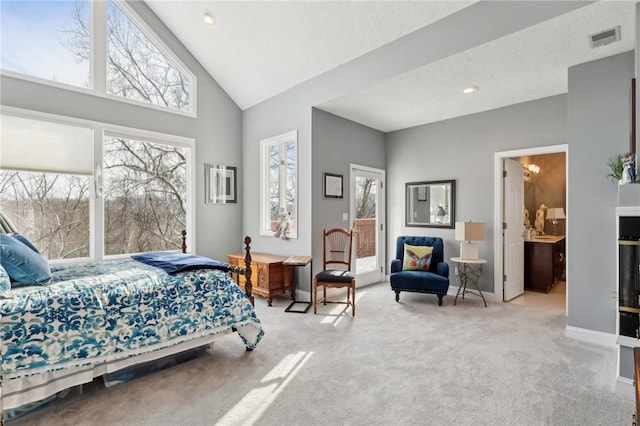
[0,0,197,117]
[259,130,298,239]
[0,106,196,261]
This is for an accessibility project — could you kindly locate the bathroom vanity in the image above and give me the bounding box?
[524,235,565,293]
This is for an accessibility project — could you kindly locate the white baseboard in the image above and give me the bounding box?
[564,326,617,348]
[616,376,635,401]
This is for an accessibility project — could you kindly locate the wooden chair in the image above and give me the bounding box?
[313,228,356,316]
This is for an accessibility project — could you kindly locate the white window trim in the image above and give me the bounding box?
[0,105,196,259]
[0,0,197,118]
[259,130,298,239]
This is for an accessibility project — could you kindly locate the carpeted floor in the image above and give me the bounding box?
[10,281,634,425]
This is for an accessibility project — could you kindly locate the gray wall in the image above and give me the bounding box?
[567,51,633,333]
[567,51,635,378]
[0,1,243,261]
[386,94,568,292]
[241,95,313,259]
[311,108,386,281]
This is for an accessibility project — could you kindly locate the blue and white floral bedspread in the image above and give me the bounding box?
[0,259,263,377]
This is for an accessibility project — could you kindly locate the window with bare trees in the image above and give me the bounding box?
[0,1,196,260]
[1,0,91,88]
[105,1,191,112]
[1,0,195,114]
[0,171,91,260]
[103,135,187,255]
[260,131,298,238]
[0,112,192,261]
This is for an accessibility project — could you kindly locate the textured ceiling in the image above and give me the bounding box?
[147,1,636,132]
[146,1,474,108]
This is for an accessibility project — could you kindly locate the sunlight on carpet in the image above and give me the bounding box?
[320,290,367,326]
[214,351,313,426]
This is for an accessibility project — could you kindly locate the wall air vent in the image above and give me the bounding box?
[589,25,621,48]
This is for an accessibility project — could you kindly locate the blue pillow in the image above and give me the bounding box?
[9,232,40,254]
[0,234,51,285]
[0,263,10,297]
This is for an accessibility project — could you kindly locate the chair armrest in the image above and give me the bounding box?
[436,261,449,278]
[391,259,402,273]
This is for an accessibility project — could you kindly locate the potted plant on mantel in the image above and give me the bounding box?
[610,152,640,207]
[608,152,636,184]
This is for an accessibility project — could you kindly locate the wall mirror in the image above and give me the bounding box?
[405,180,455,228]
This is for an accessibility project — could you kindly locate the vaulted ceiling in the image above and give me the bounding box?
[147,1,636,132]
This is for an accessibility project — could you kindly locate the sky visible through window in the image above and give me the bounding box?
[0,1,90,87]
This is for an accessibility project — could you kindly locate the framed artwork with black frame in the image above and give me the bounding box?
[323,172,343,199]
[205,163,237,204]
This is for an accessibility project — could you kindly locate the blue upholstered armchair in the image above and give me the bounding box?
[390,236,449,305]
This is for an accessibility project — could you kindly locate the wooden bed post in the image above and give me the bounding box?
[244,236,254,306]
[181,230,187,253]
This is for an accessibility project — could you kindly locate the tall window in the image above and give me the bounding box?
[0,110,193,261]
[260,131,297,238]
[103,135,187,255]
[0,0,195,114]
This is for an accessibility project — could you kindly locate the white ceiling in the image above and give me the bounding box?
[147,1,636,132]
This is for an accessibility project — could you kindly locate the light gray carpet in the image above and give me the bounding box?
[10,282,634,425]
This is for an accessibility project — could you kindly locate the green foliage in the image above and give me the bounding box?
[608,153,633,181]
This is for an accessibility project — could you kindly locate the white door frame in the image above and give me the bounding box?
[493,144,568,312]
[350,163,386,286]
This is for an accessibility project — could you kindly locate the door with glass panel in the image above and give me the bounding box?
[350,164,385,286]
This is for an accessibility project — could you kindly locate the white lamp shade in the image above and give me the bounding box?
[546,208,565,220]
[455,221,486,242]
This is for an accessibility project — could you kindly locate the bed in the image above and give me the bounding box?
[0,232,261,418]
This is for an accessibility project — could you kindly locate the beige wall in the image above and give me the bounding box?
[517,152,567,235]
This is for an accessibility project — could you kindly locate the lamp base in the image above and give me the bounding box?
[460,241,479,260]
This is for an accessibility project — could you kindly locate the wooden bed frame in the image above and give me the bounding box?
[181,230,254,306]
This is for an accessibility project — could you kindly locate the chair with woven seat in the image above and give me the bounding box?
[313,228,356,316]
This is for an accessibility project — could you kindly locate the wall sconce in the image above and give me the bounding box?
[546,207,565,235]
[455,221,486,260]
[523,163,540,178]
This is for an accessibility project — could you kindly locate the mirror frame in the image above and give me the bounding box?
[405,179,456,228]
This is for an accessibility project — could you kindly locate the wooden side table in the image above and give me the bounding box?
[450,257,488,307]
[283,256,313,313]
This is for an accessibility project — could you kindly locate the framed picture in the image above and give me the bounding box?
[205,164,237,204]
[323,172,343,199]
[405,180,455,228]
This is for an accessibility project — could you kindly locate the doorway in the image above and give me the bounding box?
[494,145,568,313]
[350,164,385,286]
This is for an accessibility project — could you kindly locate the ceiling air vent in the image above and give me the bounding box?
[589,26,621,48]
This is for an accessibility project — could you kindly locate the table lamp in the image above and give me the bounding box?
[546,207,565,235]
[455,221,485,260]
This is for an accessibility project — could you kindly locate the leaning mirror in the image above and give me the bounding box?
[405,180,455,228]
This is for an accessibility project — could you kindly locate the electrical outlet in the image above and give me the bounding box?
[454,266,459,275]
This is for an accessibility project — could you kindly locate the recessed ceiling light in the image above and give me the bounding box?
[463,86,478,94]
[203,10,216,26]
